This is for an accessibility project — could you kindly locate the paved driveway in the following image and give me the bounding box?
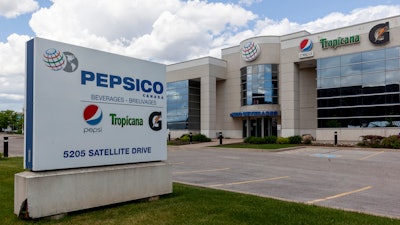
[3,135,400,219]
[168,141,400,219]
[0,133,24,157]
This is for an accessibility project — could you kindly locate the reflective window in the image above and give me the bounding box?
[341,64,361,76]
[386,47,400,59]
[317,47,400,128]
[341,53,361,65]
[317,56,340,68]
[362,49,385,61]
[167,80,200,130]
[241,64,278,105]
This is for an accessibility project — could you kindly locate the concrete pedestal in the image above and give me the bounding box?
[14,162,172,219]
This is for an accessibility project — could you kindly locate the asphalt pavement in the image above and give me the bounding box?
[2,134,400,219]
[169,140,400,219]
[0,133,24,157]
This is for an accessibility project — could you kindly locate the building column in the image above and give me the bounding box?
[261,117,265,137]
[200,76,216,137]
[280,63,300,137]
[246,118,250,137]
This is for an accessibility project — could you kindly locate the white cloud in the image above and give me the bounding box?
[253,5,400,36]
[0,0,38,18]
[0,34,29,111]
[300,5,400,33]
[29,0,257,63]
[0,33,31,75]
[1,2,400,111]
[239,0,262,7]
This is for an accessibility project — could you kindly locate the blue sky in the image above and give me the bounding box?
[0,0,400,112]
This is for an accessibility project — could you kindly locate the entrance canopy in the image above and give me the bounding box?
[230,111,280,118]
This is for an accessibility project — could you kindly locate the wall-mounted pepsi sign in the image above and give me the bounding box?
[25,38,166,171]
[299,39,314,59]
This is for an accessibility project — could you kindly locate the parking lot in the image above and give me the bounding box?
[169,142,400,219]
[0,133,24,157]
[3,134,399,219]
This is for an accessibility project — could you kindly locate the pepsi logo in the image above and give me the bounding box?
[83,104,103,126]
[300,39,313,52]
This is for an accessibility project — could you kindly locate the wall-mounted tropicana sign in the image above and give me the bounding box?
[319,35,360,49]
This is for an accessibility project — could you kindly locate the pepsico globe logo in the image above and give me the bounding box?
[43,48,79,73]
[300,39,313,52]
[241,41,260,62]
[83,104,103,126]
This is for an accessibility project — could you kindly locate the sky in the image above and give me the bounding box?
[1,0,400,112]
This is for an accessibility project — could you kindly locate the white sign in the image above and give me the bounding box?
[25,38,166,171]
[299,51,314,59]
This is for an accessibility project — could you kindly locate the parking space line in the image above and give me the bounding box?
[173,167,230,174]
[359,151,384,160]
[209,176,290,187]
[307,186,372,204]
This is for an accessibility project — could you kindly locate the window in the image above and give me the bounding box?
[316,47,400,128]
[241,64,278,105]
[167,80,200,130]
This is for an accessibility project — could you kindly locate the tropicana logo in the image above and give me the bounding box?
[109,113,143,127]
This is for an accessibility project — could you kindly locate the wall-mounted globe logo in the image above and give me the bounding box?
[83,104,103,126]
[43,48,79,73]
[241,41,261,62]
[300,39,313,52]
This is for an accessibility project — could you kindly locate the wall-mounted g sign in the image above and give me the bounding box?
[369,22,389,45]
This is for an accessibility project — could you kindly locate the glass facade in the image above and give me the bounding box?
[317,47,400,128]
[167,80,200,130]
[240,64,279,105]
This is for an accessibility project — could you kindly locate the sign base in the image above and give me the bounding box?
[14,162,172,219]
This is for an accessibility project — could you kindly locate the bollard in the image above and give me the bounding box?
[3,136,8,157]
[334,131,338,146]
[218,132,223,145]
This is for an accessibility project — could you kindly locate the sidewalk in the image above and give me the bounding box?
[168,138,244,150]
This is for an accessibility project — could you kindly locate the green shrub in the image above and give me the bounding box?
[253,137,265,144]
[244,136,265,144]
[360,135,384,148]
[243,137,250,143]
[288,135,302,144]
[264,136,277,144]
[277,137,289,144]
[243,136,256,144]
[192,133,211,142]
[180,135,190,142]
[381,135,400,149]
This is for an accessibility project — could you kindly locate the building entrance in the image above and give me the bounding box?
[242,117,277,138]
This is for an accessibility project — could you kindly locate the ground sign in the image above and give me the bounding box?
[25,38,166,171]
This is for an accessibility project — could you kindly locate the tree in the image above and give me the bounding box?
[0,110,24,132]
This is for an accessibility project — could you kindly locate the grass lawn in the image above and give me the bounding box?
[1,157,400,224]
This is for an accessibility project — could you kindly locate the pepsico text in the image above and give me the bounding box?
[81,70,164,94]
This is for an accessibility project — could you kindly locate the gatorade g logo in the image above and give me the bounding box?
[149,111,162,131]
[369,22,389,45]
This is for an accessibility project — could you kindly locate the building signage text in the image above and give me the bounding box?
[320,35,360,49]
